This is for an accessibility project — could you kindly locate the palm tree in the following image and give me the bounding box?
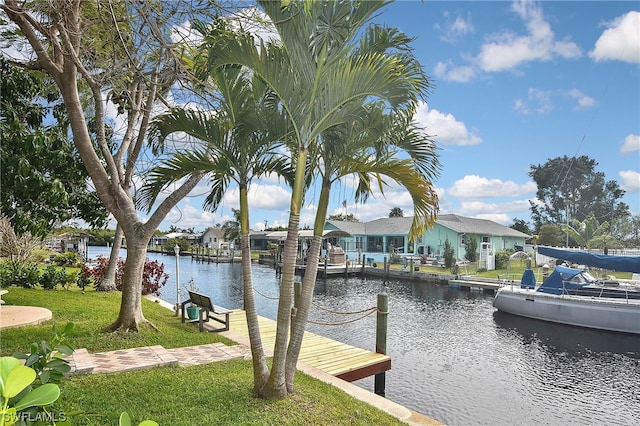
[196,0,431,398]
[285,102,439,388]
[141,65,292,392]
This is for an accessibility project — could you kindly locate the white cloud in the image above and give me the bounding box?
[590,11,640,64]
[619,170,640,192]
[448,175,537,200]
[433,61,477,82]
[513,88,553,115]
[414,102,482,146]
[225,184,291,211]
[438,12,474,42]
[568,88,596,109]
[476,0,581,72]
[620,134,640,154]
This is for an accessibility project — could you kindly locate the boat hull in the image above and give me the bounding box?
[493,286,640,334]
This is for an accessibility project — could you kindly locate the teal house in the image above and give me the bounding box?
[324,214,530,268]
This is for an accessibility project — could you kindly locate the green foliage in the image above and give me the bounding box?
[537,223,565,246]
[443,237,455,268]
[12,323,74,386]
[529,155,629,230]
[494,250,512,270]
[166,238,190,253]
[464,236,477,262]
[327,213,360,222]
[389,208,403,218]
[0,57,108,238]
[38,265,67,290]
[0,260,39,288]
[52,252,81,267]
[0,357,62,426]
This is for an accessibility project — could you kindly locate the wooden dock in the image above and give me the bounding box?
[222,310,390,382]
[448,277,507,293]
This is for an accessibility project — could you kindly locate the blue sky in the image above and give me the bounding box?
[156,1,640,232]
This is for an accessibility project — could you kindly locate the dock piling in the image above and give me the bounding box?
[375,292,388,397]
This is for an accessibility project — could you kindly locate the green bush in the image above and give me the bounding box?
[52,251,81,267]
[443,237,455,268]
[39,265,68,290]
[494,250,512,270]
[0,259,40,288]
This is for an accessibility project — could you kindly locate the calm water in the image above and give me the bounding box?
[90,247,640,425]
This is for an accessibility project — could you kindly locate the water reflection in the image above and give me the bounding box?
[493,311,640,359]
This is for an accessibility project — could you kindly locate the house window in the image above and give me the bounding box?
[355,236,364,250]
[482,236,489,243]
[367,236,383,252]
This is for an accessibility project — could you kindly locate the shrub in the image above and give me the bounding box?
[494,250,512,270]
[443,237,455,268]
[82,256,168,296]
[39,265,68,290]
[0,259,40,288]
[52,251,82,267]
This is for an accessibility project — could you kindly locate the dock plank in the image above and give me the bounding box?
[225,310,390,382]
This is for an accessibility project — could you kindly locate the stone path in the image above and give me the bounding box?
[66,342,251,375]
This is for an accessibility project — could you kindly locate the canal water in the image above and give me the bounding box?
[90,247,640,425]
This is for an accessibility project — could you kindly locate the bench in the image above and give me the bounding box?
[181,291,232,332]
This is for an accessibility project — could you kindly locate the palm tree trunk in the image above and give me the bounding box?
[239,186,269,393]
[284,183,330,391]
[263,147,307,398]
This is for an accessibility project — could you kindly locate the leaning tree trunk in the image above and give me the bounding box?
[238,186,269,392]
[284,183,330,391]
[261,147,307,398]
[97,224,124,291]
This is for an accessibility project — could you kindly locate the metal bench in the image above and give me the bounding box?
[180,291,232,332]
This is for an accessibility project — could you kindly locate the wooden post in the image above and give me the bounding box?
[344,255,348,278]
[410,257,414,280]
[361,254,366,275]
[324,256,328,278]
[384,256,388,278]
[375,292,388,397]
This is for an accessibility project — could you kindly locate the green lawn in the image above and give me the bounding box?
[1,288,405,425]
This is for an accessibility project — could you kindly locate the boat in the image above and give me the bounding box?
[492,246,640,334]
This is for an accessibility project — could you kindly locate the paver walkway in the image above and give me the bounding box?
[66,342,251,375]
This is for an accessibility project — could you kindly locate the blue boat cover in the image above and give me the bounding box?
[520,269,536,289]
[538,246,640,273]
[537,265,587,295]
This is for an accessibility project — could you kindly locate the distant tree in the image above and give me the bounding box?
[529,155,629,230]
[464,235,477,262]
[389,207,404,217]
[221,209,241,244]
[510,218,533,236]
[443,237,455,268]
[610,214,640,248]
[537,224,565,246]
[327,213,360,222]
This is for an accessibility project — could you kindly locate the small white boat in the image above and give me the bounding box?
[493,247,640,335]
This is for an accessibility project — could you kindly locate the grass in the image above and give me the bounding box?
[0,287,235,354]
[60,362,399,425]
[1,287,405,426]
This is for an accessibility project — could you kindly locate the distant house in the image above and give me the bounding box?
[325,214,530,268]
[200,227,228,250]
